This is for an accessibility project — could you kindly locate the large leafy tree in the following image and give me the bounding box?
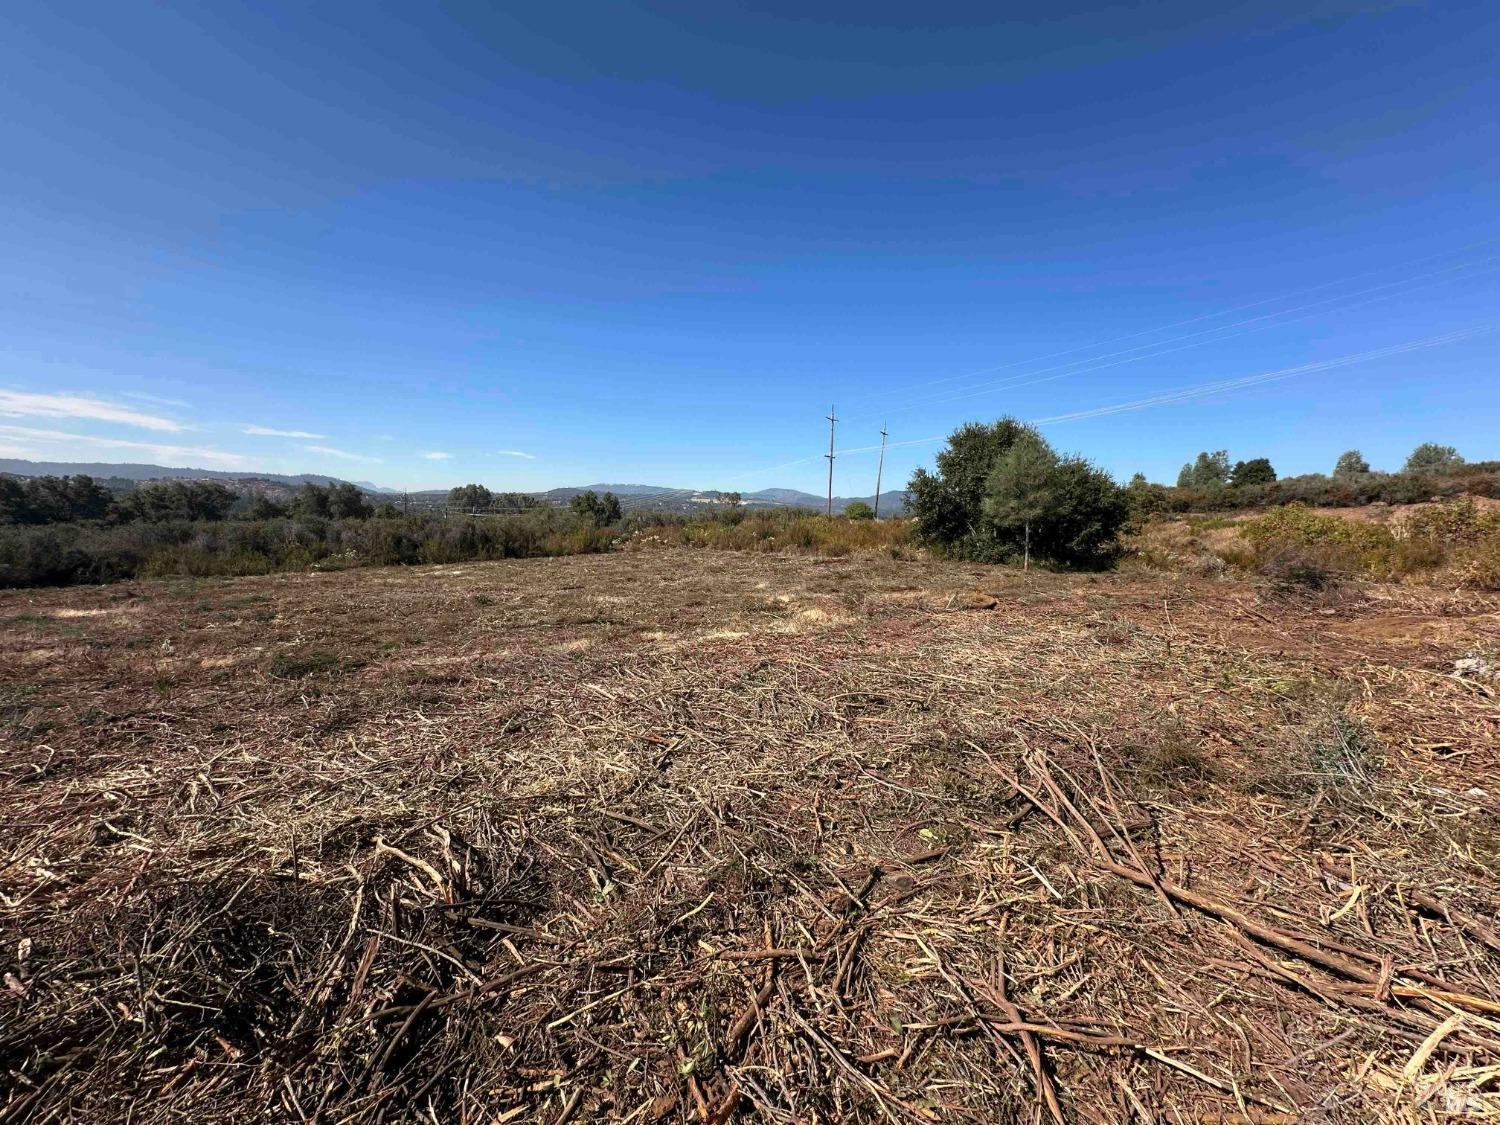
[1403,443,1463,474]
[123,480,236,522]
[325,482,372,519]
[1178,450,1231,488]
[912,418,1127,566]
[289,482,371,520]
[2,474,115,524]
[448,483,493,511]
[1230,457,1276,487]
[982,433,1057,569]
[908,418,1033,555]
[1333,450,1371,478]
[569,490,622,527]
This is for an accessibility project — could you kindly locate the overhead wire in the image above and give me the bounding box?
[840,250,1500,420]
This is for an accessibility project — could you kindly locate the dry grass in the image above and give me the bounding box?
[2,550,1498,1122]
[1134,498,1500,590]
[629,512,915,557]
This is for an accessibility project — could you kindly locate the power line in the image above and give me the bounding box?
[798,323,1499,465]
[843,252,1500,421]
[840,234,1500,417]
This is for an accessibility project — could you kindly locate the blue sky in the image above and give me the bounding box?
[1,1,1496,492]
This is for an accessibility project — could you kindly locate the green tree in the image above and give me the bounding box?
[325,482,372,519]
[1125,472,1168,520]
[912,419,1127,566]
[493,491,540,512]
[123,480,236,522]
[0,476,29,525]
[723,491,743,508]
[1230,458,1276,487]
[448,483,494,511]
[1183,450,1231,488]
[243,493,288,520]
[569,489,622,527]
[600,491,622,524]
[982,433,1058,569]
[11,475,115,523]
[907,418,1034,555]
[1403,443,1463,474]
[373,501,400,518]
[290,483,332,518]
[1333,450,1371,478]
[843,500,875,521]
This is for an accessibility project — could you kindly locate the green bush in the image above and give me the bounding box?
[911,418,1127,567]
[1404,443,1464,474]
[1234,499,1500,585]
[0,510,616,588]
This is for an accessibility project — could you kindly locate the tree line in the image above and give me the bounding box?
[1132,442,1492,514]
[1171,442,1466,490]
[0,476,395,526]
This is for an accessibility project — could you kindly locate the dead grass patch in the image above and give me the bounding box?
[0,550,1495,1121]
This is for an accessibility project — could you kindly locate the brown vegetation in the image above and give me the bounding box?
[2,550,1497,1121]
[1135,498,1500,591]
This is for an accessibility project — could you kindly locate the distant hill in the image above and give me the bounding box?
[0,459,356,489]
[746,487,909,514]
[0,459,909,515]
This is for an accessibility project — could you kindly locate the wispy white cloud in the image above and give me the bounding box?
[0,390,185,432]
[421,451,452,460]
[122,391,194,409]
[495,450,535,459]
[303,445,382,464]
[0,424,248,466]
[244,424,327,439]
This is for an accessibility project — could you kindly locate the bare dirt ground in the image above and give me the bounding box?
[2,549,1498,1122]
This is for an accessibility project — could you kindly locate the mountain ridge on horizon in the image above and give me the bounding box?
[0,459,908,514]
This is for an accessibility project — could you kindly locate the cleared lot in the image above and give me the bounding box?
[2,549,1497,1121]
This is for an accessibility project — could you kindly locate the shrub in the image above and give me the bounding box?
[0,509,617,588]
[1259,550,1336,590]
[843,501,875,521]
[1455,539,1500,591]
[1234,499,1500,585]
[632,508,911,557]
[1239,505,1399,579]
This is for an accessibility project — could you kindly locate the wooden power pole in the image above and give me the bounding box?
[824,406,837,516]
[873,424,888,519]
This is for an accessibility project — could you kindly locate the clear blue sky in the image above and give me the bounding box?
[1,1,1496,492]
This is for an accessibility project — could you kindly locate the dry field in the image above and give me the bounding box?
[2,549,1498,1122]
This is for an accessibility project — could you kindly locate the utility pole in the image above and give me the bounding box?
[873,424,888,519]
[824,405,837,517]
